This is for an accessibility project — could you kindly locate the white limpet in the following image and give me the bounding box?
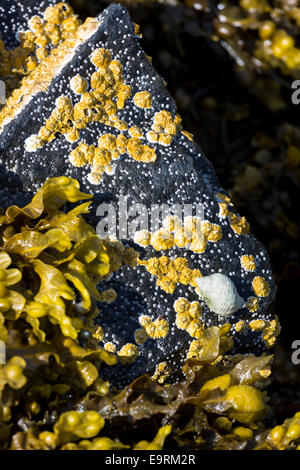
[195,273,245,316]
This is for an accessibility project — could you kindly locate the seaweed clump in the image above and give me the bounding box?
[0,176,118,448]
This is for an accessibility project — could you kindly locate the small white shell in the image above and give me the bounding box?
[195,273,245,316]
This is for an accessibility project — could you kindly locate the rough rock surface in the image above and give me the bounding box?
[0,1,276,386]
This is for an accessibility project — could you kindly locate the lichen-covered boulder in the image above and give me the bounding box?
[0,1,277,386]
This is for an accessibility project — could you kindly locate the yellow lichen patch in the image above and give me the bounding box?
[92,326,104,342]
[141,216,222,255]
[0,2,81,86]
[134,328,148,345]
[228,212,250,235]
[249,319,266,331]
[104,342,116,354]
[187,218,221,251]
[262,316,281,349]
[133,91,152,109]
[68,133,124,183]
[138,256,201,294]
[216,192,250,235]
[98,134,119,157]
[173,226,194,248]
[149,229,175,251]
[162,215,182,232]
[203,221,223,243]
[128,126,143,138]
[133,23,142,38]
[0,14,100,131]
[181,130,194,141]
[90,48,112,68]
[174,298,203,339]
[181,220,222,253]
[70,74,88,94]
[126,138,157,163]
[86,169,102,186]
[146,110,181,146]
[173,297,190,314]
[246,297,259,313]
[139,315,169,339]
[216,192,233,206]
[23,46,133,182]
[102,239,138,276]
[43,3,76,24]
[99,288,117,304]
[234,320,247,332]
[34,95,75,147]
[68,143,94,167]
[252,276,270,297]
[218,202,229,218]
[187,340,204,360]
[115,84,131,110]
[117,343,139,364]
[241,255,256,271]
[151,362,171,384]
[133,230,151,247]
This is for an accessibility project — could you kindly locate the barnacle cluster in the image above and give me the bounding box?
[174,297,203,339]
[21,38,161,183]
[134,215,222,254]
[139,314,169,339]
[217,192,250,235]
[146,110,182,146]
[138,255,201,294]
[24,43,148,183]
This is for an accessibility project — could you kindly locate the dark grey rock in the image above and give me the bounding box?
[0,2,276,386]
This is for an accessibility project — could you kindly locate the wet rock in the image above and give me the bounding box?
[0,1,276,386]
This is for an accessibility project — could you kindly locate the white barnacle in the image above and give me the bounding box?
[195,273,245,316]
[104,164,116,176]
[24,134,43,152]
